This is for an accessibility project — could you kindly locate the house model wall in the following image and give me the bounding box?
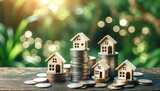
[98,35,117,55]
[70,32,89,50]
[116,60,136,81]
[92,60,110,79]
[45,52,66,74]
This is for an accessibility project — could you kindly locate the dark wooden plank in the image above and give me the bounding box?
[0,68,159,91]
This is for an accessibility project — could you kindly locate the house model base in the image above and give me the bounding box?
[47,72,66,82]
[98,52,119,79]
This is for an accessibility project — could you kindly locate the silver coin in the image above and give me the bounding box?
[79,80,96,85]
[36,73,47,77]
[33,78,48,83]
[111,82,126,87]
[133,72,144,77]
[64,64,71,69]
[108,85,122,90]
[35,83,51,88]
[124,84,134,88]
[138,79,152,84]
[67,83,83,89]
[24,80,37,85]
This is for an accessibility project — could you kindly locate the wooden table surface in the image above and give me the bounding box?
[0,68,159,91]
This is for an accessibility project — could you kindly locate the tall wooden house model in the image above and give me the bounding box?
[70,32,89,50]
[92,60,110,79]
[45,52,66,74]
[98,35,117,55]
[116,60,136,81]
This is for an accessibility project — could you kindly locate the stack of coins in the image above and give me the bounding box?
[47,72,66,82]
[70,48,90,82]
[98,52,118,79]
[138,79,153,86]
[89,56,96,76]
[64,64,71,77]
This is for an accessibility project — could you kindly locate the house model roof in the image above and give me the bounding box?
[70,32,90,41]
[98,35,117,44]
[45,52,66,63]
[115,59,136,70]
[92,60,110,69]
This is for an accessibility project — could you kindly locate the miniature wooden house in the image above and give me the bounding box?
[92,60,110,79]
[70,32,90,50]
[115,60,136,81]
[98,35,117,55]
[45,52,66,74]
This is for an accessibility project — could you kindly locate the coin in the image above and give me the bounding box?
[64,64,71,68]
[108,85,122,90]
[138,79,152,84]
[36,73,47,77]
[24,80,37,85]
[124,84,134,88]
[33,78,48,83]
[79,80,96,85]
[35,83,51,88]
[94,83,108,88]
[133,72,144,77]
[67,83,83,89]
[111,82,125,87]
[81,86,87,89]
[138,83,152,86]
[113,79,126,83]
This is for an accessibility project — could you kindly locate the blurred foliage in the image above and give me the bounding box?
[0,0,160,67]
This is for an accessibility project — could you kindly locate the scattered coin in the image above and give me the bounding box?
[124,84,134,88]
[35,83,51,88]
[133,72,144,77]
[108,85,122,90]
[67,83,83,89]
[111,82,126,87]
[138,83,152,86]
[138,79,152,84]
[114,79,126,83]
[24,80,37,85]
[81,86,88,89]
[33,78,48,83]
[79,80,96,85]
[36,73,47,77]
[94,83,107,88]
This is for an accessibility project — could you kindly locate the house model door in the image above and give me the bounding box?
[100,72,102,78]
[126,72,130,80]
[56,64,60,73]
[108,46,112,54]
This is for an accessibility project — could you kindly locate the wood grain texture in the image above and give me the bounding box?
[0,67,159,91]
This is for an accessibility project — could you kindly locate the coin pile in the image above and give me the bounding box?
[24,76,51,88]
[98,52,118,79]
[138,79,153,86]
[67,80,108,89]
[107,74,153,90]
[89,56,96,76]
[47,72,66,82]
[64,64,71,77]
[70,48,90,82]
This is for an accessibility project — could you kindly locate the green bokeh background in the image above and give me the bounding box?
[0,0,160,67]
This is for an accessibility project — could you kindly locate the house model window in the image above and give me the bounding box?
[49,64,54,71]
[98,66,101,69]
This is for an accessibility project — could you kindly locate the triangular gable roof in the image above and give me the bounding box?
[45,52,66,63]
[115,59,136,70]
[92,60,110,69]
[98,35,117,44]
[70,32,90,41]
